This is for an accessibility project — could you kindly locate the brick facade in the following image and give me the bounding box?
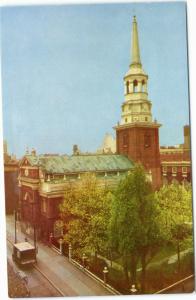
[116,124,162,189]
[160,126,191,185]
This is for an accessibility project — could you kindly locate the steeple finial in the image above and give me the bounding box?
[130,15,141,67]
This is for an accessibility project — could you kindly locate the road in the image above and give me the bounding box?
[7,239,61,297]
[6,215,112,296]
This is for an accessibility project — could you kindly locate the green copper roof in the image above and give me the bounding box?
[25,154,134,174]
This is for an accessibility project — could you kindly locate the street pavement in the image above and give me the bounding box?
[7,241,61,297]
[6,215,112,296]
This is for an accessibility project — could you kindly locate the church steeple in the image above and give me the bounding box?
[130,16,141,68]
[115,16,162,190]
[121,16,151,126]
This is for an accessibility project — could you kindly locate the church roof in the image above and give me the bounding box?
[25,154,134,174]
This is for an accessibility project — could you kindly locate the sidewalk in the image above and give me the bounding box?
[6,215,112,296]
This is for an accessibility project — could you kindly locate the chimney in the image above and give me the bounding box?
[73,145,79,155]
[184,125,190,149]
[3,140,8,154]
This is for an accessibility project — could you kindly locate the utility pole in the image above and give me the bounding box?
[14,210,17,243]
[31,202,36,249]
[34,223,36,249]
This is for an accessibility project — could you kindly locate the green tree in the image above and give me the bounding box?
[155,183,193,277]
[109,164,161,292]
[59,173,112,259]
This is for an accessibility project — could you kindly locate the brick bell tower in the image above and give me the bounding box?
[115,16,162,189]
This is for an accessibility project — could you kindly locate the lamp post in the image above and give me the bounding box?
[49,232,53,245]
[103,266,109,285]
[68,243,72,261]
[30,202,36,250]
[14,210,17,243]
[130,284,137,295]
[82,253,87,268]
[59,238,64,255]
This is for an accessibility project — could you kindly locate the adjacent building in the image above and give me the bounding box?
[4,141,19,214]
[160,125,191,184]
[97,133,116,154]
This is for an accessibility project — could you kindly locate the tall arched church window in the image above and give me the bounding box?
[133,80,138,93]
[126,81,129,94]
[144,133,151,148]
[42,199,47,213]
[123,134,128,146]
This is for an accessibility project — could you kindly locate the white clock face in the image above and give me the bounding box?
[25,169,29,176]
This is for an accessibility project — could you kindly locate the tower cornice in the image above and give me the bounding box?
[124,73,148,80]
[114,122,162,131]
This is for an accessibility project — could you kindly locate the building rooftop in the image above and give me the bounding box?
[24,154,134,174]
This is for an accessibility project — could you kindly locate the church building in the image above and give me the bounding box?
[17,16,191,241]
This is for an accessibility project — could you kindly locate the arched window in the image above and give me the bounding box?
[125,118,128,123]
[24,192,32,202]
[42,199,47,213]
[141,80,145,92]
[133,80,138,93]
[144,133,151,148]
[126,81,129,94]
[123,134,128,146]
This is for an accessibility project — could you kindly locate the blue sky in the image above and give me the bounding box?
[1,2,189,158]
